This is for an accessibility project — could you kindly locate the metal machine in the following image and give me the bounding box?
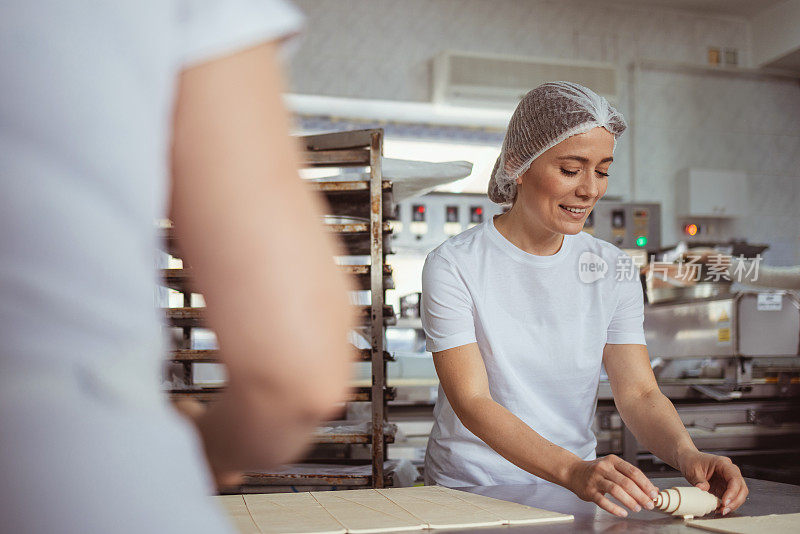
[583,201,661,250]
[390,193,661,253]
[612,289,800,483]
[390,192,504,252]
[599,240,800,483]
[387,193,800,483]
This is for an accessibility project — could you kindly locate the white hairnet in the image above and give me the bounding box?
[488,81,627,204]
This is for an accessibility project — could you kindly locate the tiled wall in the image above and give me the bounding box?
[289,0,800,265]
[635,68,800,264]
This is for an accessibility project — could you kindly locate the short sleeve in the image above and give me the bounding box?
[421,252,477,353]
[606,255,647,345]
[175,0,304,69]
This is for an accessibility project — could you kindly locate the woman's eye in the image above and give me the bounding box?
[596,171,610,177]
[560,168,578,176]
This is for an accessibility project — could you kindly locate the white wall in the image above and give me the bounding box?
[634,67,800,263]
[288,0,800,265]
[752,0,800,66]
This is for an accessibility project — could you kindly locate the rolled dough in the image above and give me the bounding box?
[655,487,720,519]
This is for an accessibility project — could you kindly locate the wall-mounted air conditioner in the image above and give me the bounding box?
[432,50,619,109]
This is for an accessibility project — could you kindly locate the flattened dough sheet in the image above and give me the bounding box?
[217,486,573,533]
[311,490,426,533]
[217,495,260,534]
[375,487,504,529]
[241,493,346,534]
[687,512,800,534]
[433,486,575,526]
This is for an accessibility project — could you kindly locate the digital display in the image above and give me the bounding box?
[470,206,484,224]
[446,206,459,223]
[611,209,625,229]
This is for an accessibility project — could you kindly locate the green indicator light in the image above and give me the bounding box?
[636,236,648,247]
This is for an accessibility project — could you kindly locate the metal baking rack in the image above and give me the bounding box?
[159,128,397,489]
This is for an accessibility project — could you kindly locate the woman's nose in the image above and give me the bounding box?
[575,175,599,198]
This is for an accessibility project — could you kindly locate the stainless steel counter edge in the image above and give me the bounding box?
[447,477,799,532]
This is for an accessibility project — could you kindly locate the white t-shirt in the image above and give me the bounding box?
[421,216,646,487]
[0,2,301,533]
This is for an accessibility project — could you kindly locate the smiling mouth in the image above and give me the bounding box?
[559,204,589,214]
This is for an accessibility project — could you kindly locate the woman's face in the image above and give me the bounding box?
[516,126,615,236]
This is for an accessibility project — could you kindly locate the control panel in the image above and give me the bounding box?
[391,192,504,251]
[391,193,660,252]
[583,202,661,249]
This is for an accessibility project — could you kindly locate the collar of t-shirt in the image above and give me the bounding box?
[486,215,574,267]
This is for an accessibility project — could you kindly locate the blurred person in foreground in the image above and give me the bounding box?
[0,1,353,532]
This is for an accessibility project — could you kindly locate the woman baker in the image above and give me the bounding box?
[421,82,747,518]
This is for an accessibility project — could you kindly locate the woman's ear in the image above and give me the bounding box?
[516,166,529,185]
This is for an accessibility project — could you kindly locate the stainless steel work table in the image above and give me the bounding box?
[453,477,800,532]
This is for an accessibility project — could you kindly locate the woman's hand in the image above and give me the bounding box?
[678,450,748,515]
[566,455,660,517]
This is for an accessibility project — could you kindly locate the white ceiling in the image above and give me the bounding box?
[604,0,785,18]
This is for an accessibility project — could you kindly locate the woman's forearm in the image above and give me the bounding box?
[456,395,582,486]
[616,388,696,469]
[172,43,353,472]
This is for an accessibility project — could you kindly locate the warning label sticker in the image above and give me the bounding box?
[718,327,731,343]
